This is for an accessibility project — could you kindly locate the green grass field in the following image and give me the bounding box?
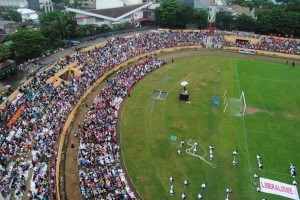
[120,54,300,200]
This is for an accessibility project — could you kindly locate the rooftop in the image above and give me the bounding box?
[87,3,149,18]
[0,60,14,69]
[0,21,12,30]
[17,8,36,14]
[228,4,252,16]
[194,0,227,7]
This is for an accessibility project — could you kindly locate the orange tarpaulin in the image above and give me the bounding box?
[7,105,25,127]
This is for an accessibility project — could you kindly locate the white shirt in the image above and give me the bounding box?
[198,193,202,199]
[292,180,298,185]
[226,188,232,193]
[233,160,237,165]
[170,189,174,195]
[178,149,181,154]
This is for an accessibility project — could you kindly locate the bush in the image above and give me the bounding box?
[0,45,11,63]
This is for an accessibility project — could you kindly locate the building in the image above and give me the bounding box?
[3,23,19,34]
[228,4,255,18]
[0,0,28,8]
[194,0,228,11]
[178,0,194,7]
[66,2,153,28]
[0,0,54,11]
[96,0,123,9]
[43,0,54,12]
[95,0,151,9]
[0,21,12,34]
[17,8,39,21]
[28,0,40,10]
[0,60,17,80]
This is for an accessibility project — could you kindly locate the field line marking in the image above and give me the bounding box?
[185,139,217,168]
[240,76,292,83]
[235,130,246,156]
[235,59,256,200]
[151,99,155,113]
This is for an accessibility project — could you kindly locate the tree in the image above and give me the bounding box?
[0,45,11,62]
[236,14,257,32]
[284,2,300,12]
[3,10,22,22]
[39,11,76,48]
[176,4,195,28]
[155,0,180,28]
[216,11,234,30]
[233,0,274,10]
[193,9,208,29]
[254,6,300,37]
[76,24,96,36]
[8,29,46,59]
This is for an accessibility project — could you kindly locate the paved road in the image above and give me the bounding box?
[0,29,150,94]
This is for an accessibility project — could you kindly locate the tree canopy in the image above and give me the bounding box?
[155,0,208,29]
[0,45,11,63]
[155,0,181,28]
[215,11,234,30]
[235,14,257,32]
[39,11,76,48]
[255,6,300,36]
[2,10,22,22]
[8,29,47,59]
[154,0,300,36]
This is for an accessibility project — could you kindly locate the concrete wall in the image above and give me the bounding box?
[133,10,143,19]
[0,0,28,7]
[126,0,143,5]
[96,0,123,9]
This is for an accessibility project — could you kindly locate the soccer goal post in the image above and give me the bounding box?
[223,91,246,116]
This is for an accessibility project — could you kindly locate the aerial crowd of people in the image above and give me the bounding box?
[0,30,223,199]
[77,56,165,199]
[224,35,300,55]
[0,29,299,199]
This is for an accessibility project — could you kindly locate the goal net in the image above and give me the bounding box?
[223,90,246,116]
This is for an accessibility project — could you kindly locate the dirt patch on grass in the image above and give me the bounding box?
[246,107,264,115]
[284,112,298,119]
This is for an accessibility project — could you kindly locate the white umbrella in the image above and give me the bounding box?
[180,81,188,87]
